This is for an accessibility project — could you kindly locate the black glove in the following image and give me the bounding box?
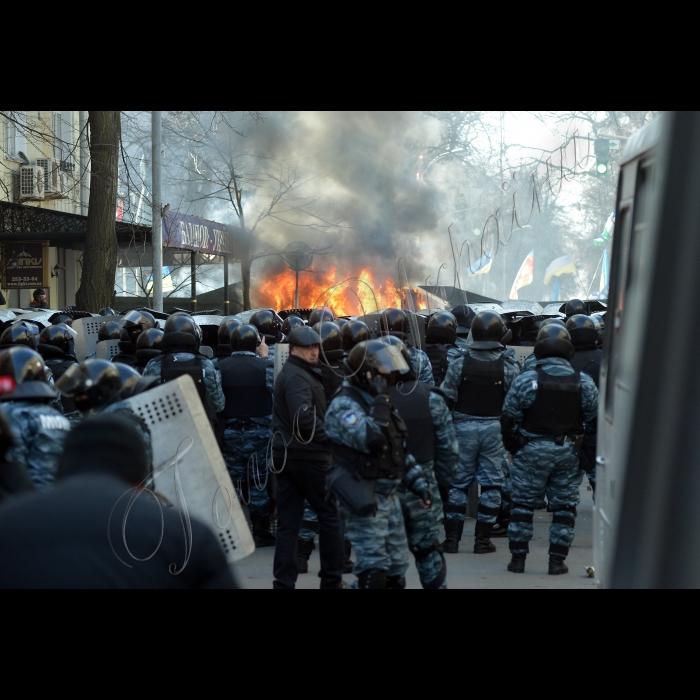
[366,374,389,397]
[404,463,431,505]
[500,413,519,453]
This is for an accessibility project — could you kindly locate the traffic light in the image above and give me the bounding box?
[595,138,610,175]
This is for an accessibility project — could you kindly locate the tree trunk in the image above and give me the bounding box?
[75,111,120,312]
[239,231,252,310]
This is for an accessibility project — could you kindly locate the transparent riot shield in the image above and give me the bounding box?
[123,374,255,563]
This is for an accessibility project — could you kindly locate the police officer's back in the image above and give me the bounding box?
[214,317,241,363]
[566,314,602,387]
[425,311,461,385]
[134,328,163,374]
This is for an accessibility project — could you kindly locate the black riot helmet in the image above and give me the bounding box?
[564,298,586,318]
[565,314,599,345]
[48,313,74,327]
[451,305,476,336]
[380,308,408,337]
[98,307,117,316]
[232,324,261,353]
[426,311,457,345]
[541,317,567,330]
[249,309,283,344]
[591,314,605,345]
[38,324,73,355]
[380,335,415,380]
[471,311,506,350]
[312,321,343,360]
[341,320,369,352]
[309,306,334,327]
[218,317,242,345]
[55,359,122,411]
[113,363,142,398]
[288,326,322,348]
[345,339,410,389]
[0,347,56,401]
[534,324,575,361]
[121,309,156,344]
[281,315,304,337]
[136,327,164,350]
[163,313,201,341]
[98,320,122,342]
[1,323,38,349]
[334,318,349,330]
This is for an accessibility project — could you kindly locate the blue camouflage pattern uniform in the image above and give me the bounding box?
[455,336,469,353]
[0,401,71,490]
[441,347,520,526]
[142,352,225,413]
[220,351,275,517]
[503,356,598,558]
[408,345,435,384]
[447,345,463,364]
[299,501,319,543]
[398,390,458,588]
[325,382,410,584]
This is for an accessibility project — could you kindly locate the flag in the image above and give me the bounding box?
[509,250,534,300]
[551,277,561,301]
[599,248,609,294]
[146,265,173,293]
[466,251,493,276]
[543,254,577,285]
[594,211,615,246]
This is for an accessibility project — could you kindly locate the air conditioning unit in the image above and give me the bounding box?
[36,158,61,196]
[57,171,69,198]
[20,166,45,200]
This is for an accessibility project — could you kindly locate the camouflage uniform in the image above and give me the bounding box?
[325,382,410,585]
[299,502,318,543]
[408,345,435,385]
[397,390,458,588]
[0,402,71,490]
[220,351,275,517]
[142,352,225,412]
[503,356,598,558]
[440,348,520,526]
[455,336,470,353]
[446,345,463,364]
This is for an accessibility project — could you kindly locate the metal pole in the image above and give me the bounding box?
[223,255,229,314]
[78,111,88,216]
[191,251,197,313]
[151,111,163,312]
[295,269,300,309]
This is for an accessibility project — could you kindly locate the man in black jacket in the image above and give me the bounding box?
[0,414,238,589]
[272,326,345,589]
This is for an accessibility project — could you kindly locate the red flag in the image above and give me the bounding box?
[509,250,534,300]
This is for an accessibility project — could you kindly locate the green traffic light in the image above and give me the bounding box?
[596,162,608,174]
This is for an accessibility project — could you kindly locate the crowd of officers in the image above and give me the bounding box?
[0,296,604,589]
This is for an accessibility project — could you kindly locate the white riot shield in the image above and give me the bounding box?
[96,339,121,360]
[123,374,255,563]
[0,310,16,322]
[512,345,535,365]
[74,316,109,361]
[274,343,290,381]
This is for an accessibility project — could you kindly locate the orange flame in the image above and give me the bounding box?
[255,266,427,315]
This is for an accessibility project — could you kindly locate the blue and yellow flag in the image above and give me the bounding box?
[466,251,493,276]
[551,278,561,301]
[599,248,609,294]
[543,254,576,285]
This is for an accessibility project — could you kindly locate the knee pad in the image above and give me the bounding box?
[421,553,447,590]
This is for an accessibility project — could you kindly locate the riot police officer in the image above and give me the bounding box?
[564,298,586,318]
[0,347,71,490]
[501,323,598,575]
[325,339,429,589]
[380,308,434,384]
[566,315,602,387]
[425,311,461,385]
[249,309,284,360]
[36,325,78,381]
[440,311,521,554]
[142,313,224,422]
[134,328,164,373]
[214,317,241,362]
[341,320,369,353]
[451,304,475,353]
[385,336,459,589]
[113,310,156,367]
[217,324,276,547]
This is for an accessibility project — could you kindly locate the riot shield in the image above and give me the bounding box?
[358,312,426,351]
[73,316,110,361]
[96,339,121,360]
[512,346,535,365]
[123,374,255,563]
[274,343,290,381]
[192,315,223,354]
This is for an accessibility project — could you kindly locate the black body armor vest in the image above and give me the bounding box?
[389,380,435,464]
[521,367,584,436]
[425,343,452,385]
[217,354,273,419]
[331,385,408,480]
[570,347,601,388]
[455,354,506,417]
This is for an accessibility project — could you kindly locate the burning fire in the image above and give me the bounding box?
[256,265,427,315]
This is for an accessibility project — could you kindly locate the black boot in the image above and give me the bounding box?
[343,538,354,574]
[548,555,569,575]
[441,519,464,553]
[357,569,387,589]
[474,521,497,554]
[251,515,276,548]
[507,553,526,573]
[297,539,315,574]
